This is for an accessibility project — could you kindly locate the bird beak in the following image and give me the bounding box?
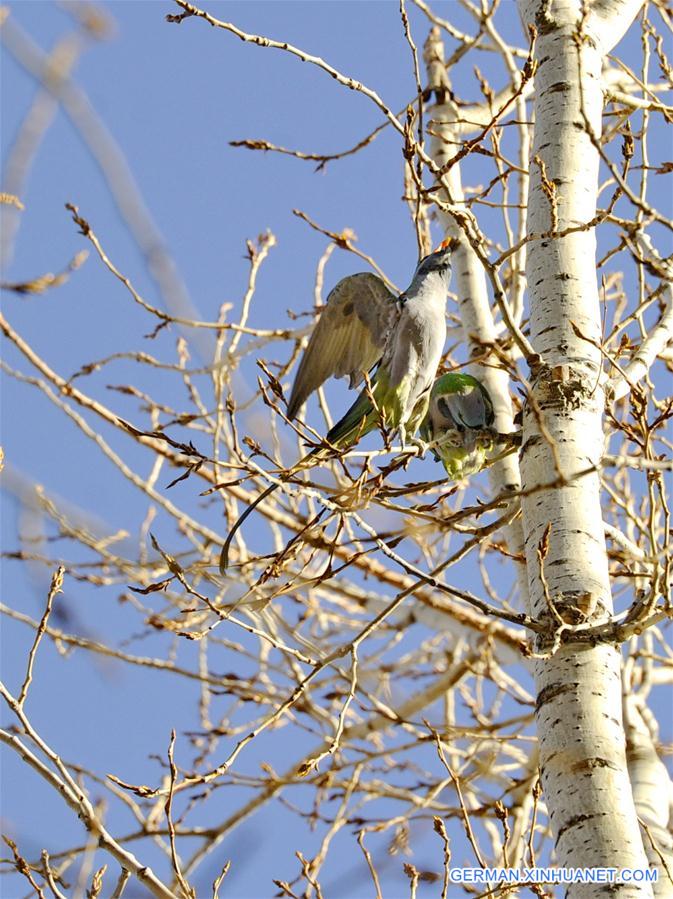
[434,237,457,253]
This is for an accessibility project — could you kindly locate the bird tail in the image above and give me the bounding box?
[219,444,330,573]
[219,481,279,573]
[220,373,393,573]
[324,396,376,448]
[324,369,399,448]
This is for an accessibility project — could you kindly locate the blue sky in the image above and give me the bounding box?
[2,3,671,897]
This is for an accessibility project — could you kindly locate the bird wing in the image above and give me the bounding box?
[434,375,495,431]
[438,383,494,431]
[286,272,399,419]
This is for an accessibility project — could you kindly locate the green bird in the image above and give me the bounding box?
[219,240,454,572]
[420,372,511,479]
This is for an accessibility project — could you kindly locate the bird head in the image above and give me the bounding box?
[415,237,455,279]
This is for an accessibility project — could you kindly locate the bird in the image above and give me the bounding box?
[419,372,517,479]
[218,239,454,573]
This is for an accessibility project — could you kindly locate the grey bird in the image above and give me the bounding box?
[219,239,454,572]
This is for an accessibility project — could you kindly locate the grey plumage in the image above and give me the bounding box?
[219,240,454,572]
[286,240,454,447]
[286,273,398,419]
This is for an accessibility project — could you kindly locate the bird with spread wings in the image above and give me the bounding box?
[219,239,454,572]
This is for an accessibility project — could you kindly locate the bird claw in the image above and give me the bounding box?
[388,435,429,470]
[408,436,431,456]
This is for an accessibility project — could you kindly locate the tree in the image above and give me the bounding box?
[1,1,671,897]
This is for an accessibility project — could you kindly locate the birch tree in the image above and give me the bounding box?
[1,2,671,897]
[517,0,665,889]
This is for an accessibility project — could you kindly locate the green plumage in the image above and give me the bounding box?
[324,367,428,449]
[420,373,498,480]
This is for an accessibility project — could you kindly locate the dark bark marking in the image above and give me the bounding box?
[556,811,599,840]
[570,756,620,774]
[536,681,578,711]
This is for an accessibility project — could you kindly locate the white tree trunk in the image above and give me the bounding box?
[518,0,651,892]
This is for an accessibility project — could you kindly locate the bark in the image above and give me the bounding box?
[517,0,650,893]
